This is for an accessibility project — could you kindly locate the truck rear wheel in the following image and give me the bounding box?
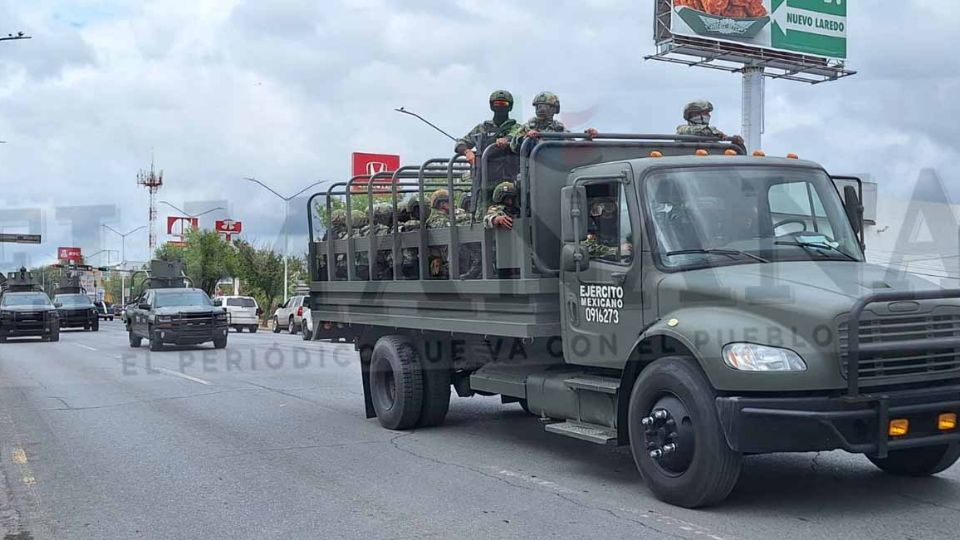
[370,336,423,430]
[868,443,960,477]
[416,349,451,428]
[628,356,741,508]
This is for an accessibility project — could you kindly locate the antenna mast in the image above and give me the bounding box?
[137,158,164,251]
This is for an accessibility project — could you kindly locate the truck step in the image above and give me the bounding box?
[564,376,620,394]
[544,421,618,445]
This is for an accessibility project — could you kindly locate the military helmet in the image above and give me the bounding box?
[330,209,346,226]
[459,193,473,213]
[683,100,714,121]
[492,181,518,205]
[373,204,393,227]
[406,197,430,222]
[489,89,514,111]
[350,210,368,227]
[430,189,451,210]
[533,91,560,114]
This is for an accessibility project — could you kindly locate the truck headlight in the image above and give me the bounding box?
[215,313,227,322]
[722,343,807,372]
[157,315,174,323]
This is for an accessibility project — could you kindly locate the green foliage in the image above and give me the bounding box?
[233,240,305,322]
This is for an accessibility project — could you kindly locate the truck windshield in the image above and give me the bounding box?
[1,293,52,308]
[154,291,212,308]
[55,294,92,307]
[644,166,863,270]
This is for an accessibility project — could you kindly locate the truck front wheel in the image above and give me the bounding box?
[370,336,423,430]
[868,444,960,477]
[627,356,742,508]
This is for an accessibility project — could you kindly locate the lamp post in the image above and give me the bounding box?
[242,178,324,302]
[158,201,225,221]
[102,225,146,305]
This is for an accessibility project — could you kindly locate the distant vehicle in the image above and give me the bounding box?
[0,268,59,342]
[124,261,229,351]
[93,300,114,321]
[272,295,308,334]
[54,294,99,331]
[213,295,262,333]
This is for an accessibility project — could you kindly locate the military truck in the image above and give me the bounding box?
[124,260,229,351]
[0,267,60,342]
[304,133,960,508]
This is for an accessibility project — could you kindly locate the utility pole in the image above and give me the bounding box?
[137,159,163,252]
[243,178,325,302]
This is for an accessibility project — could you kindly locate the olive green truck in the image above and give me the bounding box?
[305,133,960,508]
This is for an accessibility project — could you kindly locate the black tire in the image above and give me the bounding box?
[417,348,451,428]
[272,317,281,334]
[250,325,258,334]
[301,321,313,341]
[370,336,424,430]
[49,325,60,342]
[92,320,99,332]
[149,329,163,352]
[129,329,142,348]
[868,444,960,477]
[214,336,228,349]
[628,357,742,508]
[288,317,297,335]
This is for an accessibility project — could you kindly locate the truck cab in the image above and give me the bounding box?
[304,134,960,508]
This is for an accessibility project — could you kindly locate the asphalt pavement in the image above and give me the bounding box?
[1,321,958,539]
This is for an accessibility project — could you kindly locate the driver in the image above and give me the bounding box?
[584,199,619,258]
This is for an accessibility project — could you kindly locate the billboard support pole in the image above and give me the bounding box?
[742,65,764,153]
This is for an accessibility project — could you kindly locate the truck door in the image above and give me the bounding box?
[134,291,151,336]
[560,167,644,368]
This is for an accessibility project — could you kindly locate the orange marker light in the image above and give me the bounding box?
[649,151,663,158]
[787,153,799,159]
[724,149,738,156]
[939,413,957,431]
[695,149,709,156]
[753,150,766,157]
[889,419,909,437]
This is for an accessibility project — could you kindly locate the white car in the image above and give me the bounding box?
[213,295,262,333]
[272,295,308,334]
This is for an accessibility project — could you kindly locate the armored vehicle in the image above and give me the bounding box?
[304,133,960,508]
[0,267,60,342]
[124,260,229,351]
[52,274,99,331]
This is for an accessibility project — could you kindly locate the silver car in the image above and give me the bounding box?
[272,295,307,334]
[213,296,262,333]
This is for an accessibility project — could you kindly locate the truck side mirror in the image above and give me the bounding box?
[843,185,864,236]
[560,185,588,243]
[139,301,150,310]
[561,244,590,273]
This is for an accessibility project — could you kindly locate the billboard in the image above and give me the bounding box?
[351,152,401,194]
[669,0,846,60]
[57,247,82,262]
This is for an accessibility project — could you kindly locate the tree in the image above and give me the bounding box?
[235,240,284,323]
[153,229,237,296]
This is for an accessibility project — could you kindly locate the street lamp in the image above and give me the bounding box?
[243,177,325,302]
[159,201,225,220]
[102,225,146,305]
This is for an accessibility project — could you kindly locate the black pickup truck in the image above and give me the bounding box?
[53,293,99,331]
[125,288,229,351]
[0,290,60,342]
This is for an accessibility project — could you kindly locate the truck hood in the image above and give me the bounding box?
[153,306,222,316]
[657,261,949,319]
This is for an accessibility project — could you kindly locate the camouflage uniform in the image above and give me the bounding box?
[583,236,615,258]
[456,90,521,198]
[322,210,351,279]
[367,204,395,280]
[676,100,726,138]
[483,182,521,230]
[349,210,371,280]
[509,92,568,153]
[398,197,429,279]
[425,189,470,279]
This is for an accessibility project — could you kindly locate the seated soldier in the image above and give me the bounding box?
[349,210,371,280]
[483,181,523,278]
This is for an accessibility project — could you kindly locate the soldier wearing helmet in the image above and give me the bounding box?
[677,100,745,146]
[484,181,521,230]
[349,210,371,280]
[398,197,429,279]
[455,90,519,166]
[510,92,599,153]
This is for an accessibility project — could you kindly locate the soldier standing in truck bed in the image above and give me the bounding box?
[509,92,599,153]
[676,100,745,146]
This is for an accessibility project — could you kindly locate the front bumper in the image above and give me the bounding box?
[0,322,57,337]
[155,321,229,345]
[716,383,960,458]
[59,311,97,328]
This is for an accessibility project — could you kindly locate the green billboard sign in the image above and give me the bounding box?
[669,0,847,60]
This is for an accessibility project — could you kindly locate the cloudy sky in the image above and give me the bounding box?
[1,0,958,271]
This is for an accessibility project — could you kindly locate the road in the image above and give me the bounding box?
[1,322,958,539]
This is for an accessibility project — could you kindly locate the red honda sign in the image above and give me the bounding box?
[215,220,242,234]
[166,216,198,236]
[351,152,400,193]
[57,247,82,262]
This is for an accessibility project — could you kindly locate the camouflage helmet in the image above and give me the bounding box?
[492,181,518,205]
[489,89,514,111]
[350,210,368,227]
[404,197,430,222]
[430,189,451,210]
[330,209,346,226]
[459,193,473,212]
[373,204,393,227]
[533,91,560,114]
[683,100,714,121]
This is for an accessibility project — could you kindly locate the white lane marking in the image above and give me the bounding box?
[74,344,98,351]
[150,367,212,386]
